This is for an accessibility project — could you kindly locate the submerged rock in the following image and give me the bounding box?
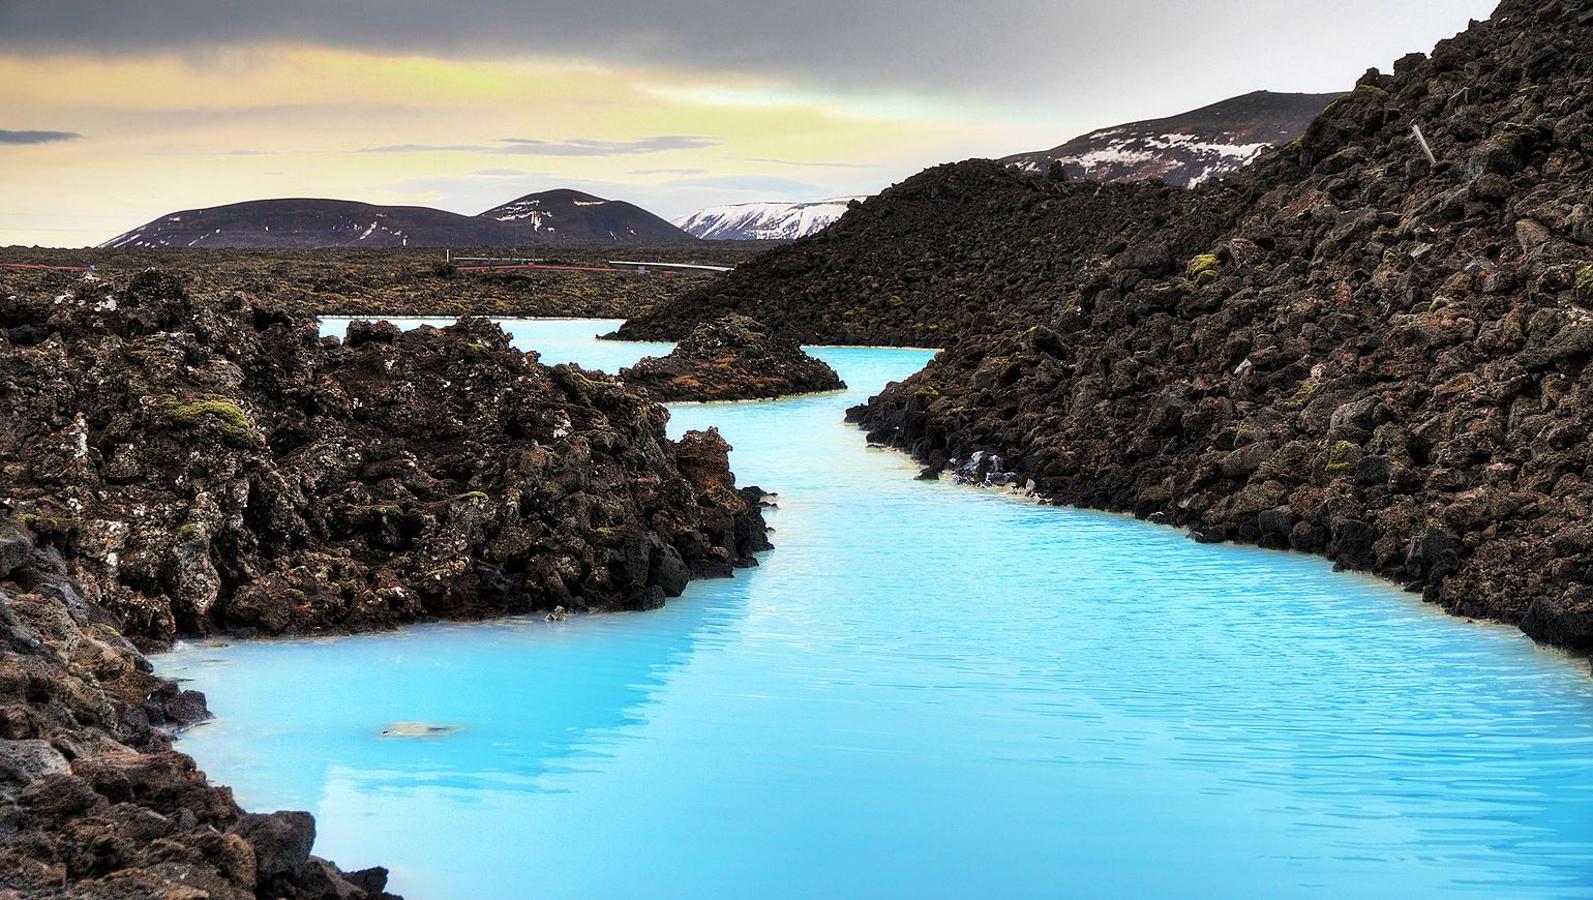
[380,722,465,738]
[618,314,844,401]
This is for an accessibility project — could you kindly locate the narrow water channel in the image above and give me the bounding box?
[158,318,1593,899]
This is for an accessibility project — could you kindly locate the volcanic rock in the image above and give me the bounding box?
[619,315,844,401]
[639,0,1593,659]
[0,267,772,894]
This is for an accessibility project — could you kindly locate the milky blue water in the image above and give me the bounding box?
[159,319,1593,899]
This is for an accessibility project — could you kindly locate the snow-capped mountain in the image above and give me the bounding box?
[675,198,865,241]
[102,189,692,249]
[1003,90,1341,188]
[479,189,690,242]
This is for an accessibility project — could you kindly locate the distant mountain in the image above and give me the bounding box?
[480,188,691,242]
[1002,90,1342,188]
[675,198,865,241]
[102,189,693,249]
[101,199,512,250]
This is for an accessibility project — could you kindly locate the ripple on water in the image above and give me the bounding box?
[156,319,1593,900]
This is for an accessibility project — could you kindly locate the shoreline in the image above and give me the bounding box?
[0,279,773,899]
[853,407,1593,674]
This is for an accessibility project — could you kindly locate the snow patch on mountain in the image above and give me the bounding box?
[675,198,865,241]
[1003,90,1339,189]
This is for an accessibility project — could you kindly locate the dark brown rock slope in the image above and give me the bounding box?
[618,315,844,401]
[2,522,396,898]
[649,0,1593,657]
[0,269,770,895]
[613,162,1240,346]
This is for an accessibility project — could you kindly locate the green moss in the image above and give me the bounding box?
[1575,266,1593,302]
[17,513,76,536]
[161,401,250,431]
[1186,253,1222,286]
[176,522,204,541]
[158,398,259,447]
[551,365,598,405]
[1324,440,1362,476]
[1283,380,1321,409]
[1187,254,1221,277]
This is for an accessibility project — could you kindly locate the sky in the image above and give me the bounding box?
[0,0,1498,247]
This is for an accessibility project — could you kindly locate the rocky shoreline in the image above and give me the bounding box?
[0,270,771,895]
[642,0,1593,662]
[617,315,845,402]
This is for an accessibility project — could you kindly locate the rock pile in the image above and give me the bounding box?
[618,315,844,401]
[0,269,771,894]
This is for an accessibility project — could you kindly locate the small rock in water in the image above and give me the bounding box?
[380,722,464,738]
[916,466,941,481]
[546,605,568,622]
[617,315,845,401]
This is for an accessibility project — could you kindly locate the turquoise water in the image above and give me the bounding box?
[159,319,1593,899]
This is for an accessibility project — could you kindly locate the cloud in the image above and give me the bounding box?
[0,128,80,144]
[632,167,709,176]
[0,1,1499,120]
[360,142,491,153]
[730,156,877,170]
[359,135,718,156]
[660,174,827,195]
[498,135,716,155]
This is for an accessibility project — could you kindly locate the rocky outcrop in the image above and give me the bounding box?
[2,270,770,643]
[0,520,397,898]
[854,0,1593,657]
[618,315,844,401]
[648,0,1593,659]
[613,162,1235,346]
[0,269,772,894]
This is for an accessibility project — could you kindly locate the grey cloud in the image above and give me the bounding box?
[632,167,709,176]
[661,174,826,195]
[360,143,492,153]
[497,135,717,155]
[360,135,717,156]
[730,156,878,170]
[0,1,1499,124]
[0,128,80,144]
